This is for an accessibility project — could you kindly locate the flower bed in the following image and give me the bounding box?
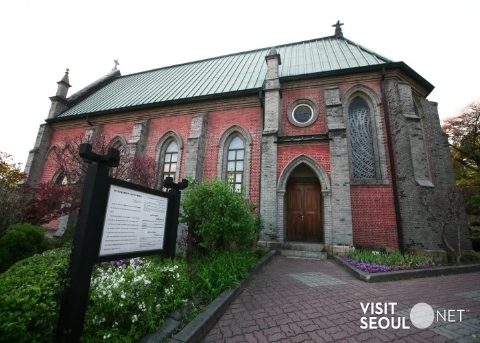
[340,250,440,273]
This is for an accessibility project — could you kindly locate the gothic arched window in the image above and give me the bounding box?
[162,141,179,183]
[227,137,245,192]
[348,96,376,179]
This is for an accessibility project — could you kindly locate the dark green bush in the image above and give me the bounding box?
[0,248,70,342]
[0,223,53,273]
[470,220,480,227]
[466,195,480,215]
[180,178,258,255]
[472,237,480,251]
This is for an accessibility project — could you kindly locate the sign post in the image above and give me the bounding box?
[55,143,187,342]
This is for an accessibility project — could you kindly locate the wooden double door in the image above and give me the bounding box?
[286,182,322,242]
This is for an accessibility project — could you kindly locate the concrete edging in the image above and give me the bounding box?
[333,255,480,283]
[168,250,276,343]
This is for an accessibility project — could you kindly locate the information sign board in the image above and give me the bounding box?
[99,184,169,256]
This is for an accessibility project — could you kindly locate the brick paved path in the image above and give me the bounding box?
[203,256,480,343]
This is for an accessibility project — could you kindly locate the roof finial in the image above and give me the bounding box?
[332,20,344,38]
[113,59,120,71]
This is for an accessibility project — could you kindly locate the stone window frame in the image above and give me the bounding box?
[155,131,183,190]
[286,98,319,127]
[343,85,388,184]
[108,136,129,155]
[217,125,252,196]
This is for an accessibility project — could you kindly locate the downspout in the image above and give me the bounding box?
[380,67,405,254]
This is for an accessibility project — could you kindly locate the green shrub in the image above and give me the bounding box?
[466,195,480,215]
[180,178,258,255]
[0,248,70,342]
[472,237,480,251]
[191,250,256,302]
[0,223,53,273]
[470,220,480,227]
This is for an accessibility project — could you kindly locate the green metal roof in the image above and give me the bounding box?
[56,36,392,118]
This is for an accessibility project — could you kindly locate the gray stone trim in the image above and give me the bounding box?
[155,131,184,189]
[24,124,53,186]
[217,125,252,197]
[342,84,389,184]
[184,113,208,182]
[286,98,319,128]
[276,154,332,244]
[325,87,353,246]
[128,120,150,157]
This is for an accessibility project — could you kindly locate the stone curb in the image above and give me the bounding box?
[333,255,480,283]
[166,250,276,343]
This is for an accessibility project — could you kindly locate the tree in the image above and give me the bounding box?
[23,134,156,226]
[0,152,25,237]
[420,187,466,263]
[442,100,480,201]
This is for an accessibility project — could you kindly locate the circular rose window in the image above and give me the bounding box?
[293,105,313,123]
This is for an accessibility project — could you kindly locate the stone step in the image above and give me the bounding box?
[282,249,327,260]
[282,242,325,252]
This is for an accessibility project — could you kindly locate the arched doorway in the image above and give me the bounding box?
[286,163,323,242]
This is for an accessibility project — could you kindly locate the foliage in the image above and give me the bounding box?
[21,134,157,227]
[0,223,53,273]
[0,246,261,342]
[442,100,480,202]
[420,187,465,263]
[343,249,438,273]
[191,249,256,303]
[20,183,77,226]
[180,178,258,255]
[472,237,480,251]
[0,151,25,187]
[0,247,70,342]
[466,195,480,215]
[81,257,191,343]
[0,151,26,237]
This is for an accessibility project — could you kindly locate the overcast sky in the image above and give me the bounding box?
[1,0,479,167]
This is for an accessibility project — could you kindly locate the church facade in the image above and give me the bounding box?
[25,24,473,255]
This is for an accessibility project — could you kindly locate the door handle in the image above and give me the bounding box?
[301,215,304,221]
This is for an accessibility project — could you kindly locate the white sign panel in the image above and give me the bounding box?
[99,184,168,256]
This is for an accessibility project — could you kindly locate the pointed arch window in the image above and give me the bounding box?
[348,97,376,179]
[227,137,245,192]
[163,141,178,183]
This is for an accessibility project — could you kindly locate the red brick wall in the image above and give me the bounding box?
[203,107,262,205]
[281,88,326,136]
[41,127,88,182]
[350,185,398,247]
[277,142,331,179]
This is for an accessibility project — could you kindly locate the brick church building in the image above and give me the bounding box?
[25,23,472,256]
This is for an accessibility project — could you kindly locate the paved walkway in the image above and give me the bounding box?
[202,255,480,343]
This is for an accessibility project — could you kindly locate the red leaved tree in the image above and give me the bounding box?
[23,134,156,226]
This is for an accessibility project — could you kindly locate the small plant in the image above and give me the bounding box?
[470,220,480,227]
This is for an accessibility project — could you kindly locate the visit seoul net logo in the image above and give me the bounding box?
[360,302,466,330]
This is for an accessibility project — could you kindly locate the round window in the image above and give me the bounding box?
[293,105,313,123]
